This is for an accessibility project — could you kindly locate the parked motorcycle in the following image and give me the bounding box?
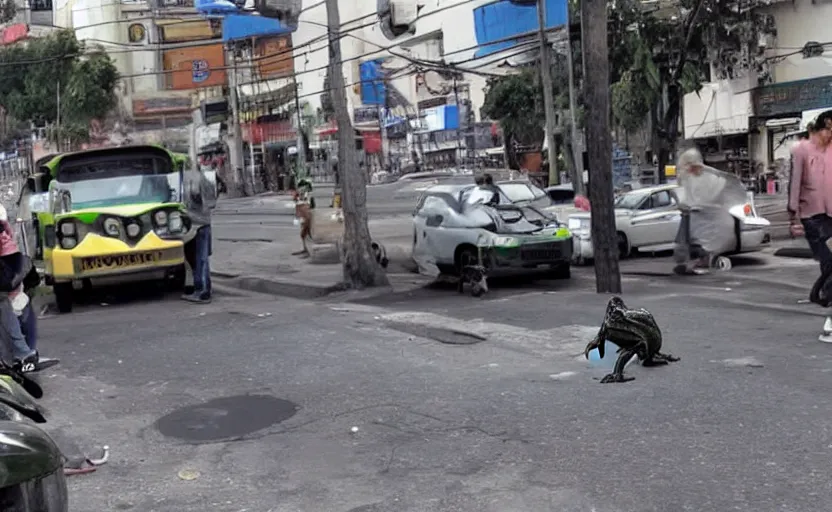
[0,364,68,511]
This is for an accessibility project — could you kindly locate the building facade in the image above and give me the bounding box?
[292,0,567,170]
[682,0,832,192]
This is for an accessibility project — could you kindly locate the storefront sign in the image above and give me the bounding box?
[132,96,193,115]
[752,76,832,118]
[1,24,28,45]
[162,44,226,90]
[159,19,220,43]
[256,35,293,79]
[354,106,380,124]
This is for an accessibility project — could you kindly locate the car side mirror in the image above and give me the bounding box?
[425,214,443,227]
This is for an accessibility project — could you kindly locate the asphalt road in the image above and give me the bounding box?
[36,258,832,512]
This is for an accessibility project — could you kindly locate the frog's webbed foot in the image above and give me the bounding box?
[642,356,669,367]
[654,352,680,363]
[600,372,635,383]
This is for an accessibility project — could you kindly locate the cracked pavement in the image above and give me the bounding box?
[36,259,832,512]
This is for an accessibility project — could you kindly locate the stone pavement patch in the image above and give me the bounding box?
[376,311,597,358]
[155,395,298,443]
[383,320,487,345]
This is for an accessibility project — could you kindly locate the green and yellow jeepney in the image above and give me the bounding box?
[27,145,193,313]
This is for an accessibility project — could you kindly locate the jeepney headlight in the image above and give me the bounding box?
[59,221,75,236]
[60,236,76,249]
[125,222,141,238]
[154,210,168,226]
[168,211,183,233]
[103,217,120,237]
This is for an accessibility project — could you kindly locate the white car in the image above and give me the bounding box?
[412,184,574,278]
[568,184,771,264]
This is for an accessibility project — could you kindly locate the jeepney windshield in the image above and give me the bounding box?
[53,155,181,210]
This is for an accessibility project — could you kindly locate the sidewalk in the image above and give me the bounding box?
[210,216,421,299]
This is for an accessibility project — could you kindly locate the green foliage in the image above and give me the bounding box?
[481,69,544,147]
[0,0,16,24]
[0,30,118,143]
[611,70,654,133]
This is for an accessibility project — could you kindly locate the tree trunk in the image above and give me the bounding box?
[325,0,389,289]
[581,0,621,294]
[656,84,681,184]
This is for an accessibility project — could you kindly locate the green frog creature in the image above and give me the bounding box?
[584,296,680,383]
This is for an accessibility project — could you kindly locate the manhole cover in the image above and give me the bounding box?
[156,395,298,442]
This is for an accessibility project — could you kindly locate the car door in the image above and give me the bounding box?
[627,191,680,246]
[413,195,456,266]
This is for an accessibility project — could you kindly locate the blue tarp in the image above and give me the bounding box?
[359,60,386,106]
[473,0,568,58]
[195,0,238,15]
[221,14,294,42]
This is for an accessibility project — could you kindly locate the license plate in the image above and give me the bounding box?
[80,251,163,271]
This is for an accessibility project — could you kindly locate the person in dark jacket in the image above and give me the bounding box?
[182,168,217,304]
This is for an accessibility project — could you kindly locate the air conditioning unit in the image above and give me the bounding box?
[253,0,301,23]
[390,0,417,26]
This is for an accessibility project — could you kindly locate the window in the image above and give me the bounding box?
[499,183,535,203]
[547,187,575,205]
[31,0,52,11]
[650,191,674,208]
[418,195,449,215]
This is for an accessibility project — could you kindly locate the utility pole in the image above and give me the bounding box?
[581,0,621,293]
[452,75,463,168]
[227,44,247,196]
[537,0,558,186]
[293,76,305,171]
[564,19,583,196]
[324,0,389,288]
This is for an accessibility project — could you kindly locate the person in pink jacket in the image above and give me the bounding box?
[787,110,832,341]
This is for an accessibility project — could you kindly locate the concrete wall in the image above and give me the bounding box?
[683,75,755,140]
[765,0,832,83]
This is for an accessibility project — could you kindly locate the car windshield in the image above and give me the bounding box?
[499,183,536,203]
[462,186,512,207]
[55,174,178,210]
[614,190,651,210]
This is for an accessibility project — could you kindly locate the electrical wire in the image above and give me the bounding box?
[238,43,540,112]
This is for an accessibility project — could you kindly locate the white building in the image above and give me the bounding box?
[682,0,832,190]
[292,0,565,167]
[54,0,223,142]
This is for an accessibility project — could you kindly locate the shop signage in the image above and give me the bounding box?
[192,59,210,83]
[417,96,447,111]
[752,76,832,118]
[354,106,380,124]
[132,96,193,115]
[256,35,294,79]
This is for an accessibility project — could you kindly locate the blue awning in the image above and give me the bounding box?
[222,14,294,42]
[195,0,238,15]
[473,0,568,58]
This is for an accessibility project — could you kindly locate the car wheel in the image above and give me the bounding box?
[547,263,571,279]
[53,283,73,313]
[617,232,631,258]
[455,245,480,275]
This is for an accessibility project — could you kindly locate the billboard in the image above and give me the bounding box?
[256,35,294,79]
[162,44,227,90]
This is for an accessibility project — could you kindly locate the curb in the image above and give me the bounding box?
[213,274,346,300]
[773,247,813,259]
